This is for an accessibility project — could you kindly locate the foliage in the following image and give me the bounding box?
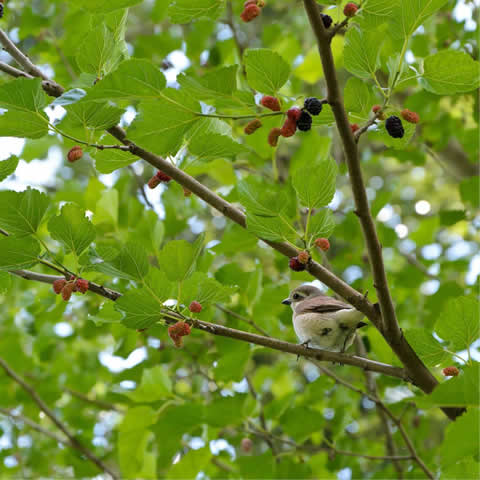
[0,1,478,479]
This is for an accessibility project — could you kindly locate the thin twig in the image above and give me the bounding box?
[0,358,119,479]
[64,387,122,412]
[128,165,155,210]
[215,304,270,336]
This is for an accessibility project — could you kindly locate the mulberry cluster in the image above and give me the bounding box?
[401,109,420,124]
[52,277,89,301]
[189,301,202,313]
[343,2,358,17]
[385,116,405,138]
[442,366,460,377]
[244,118,262,135]
[67,146,83,163]
[289,257,306,272]
[148,170,172,189]
[321,14,332,29]
[240,1,265,23]
[315,238,330,252]
[261,95,281,112]
[168,321,191,348]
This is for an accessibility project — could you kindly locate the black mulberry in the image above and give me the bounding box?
[385,116,404,139]
[297,111,313,132]
[0,4,4,19]
[304,97,323,116]
[321,14,332,29]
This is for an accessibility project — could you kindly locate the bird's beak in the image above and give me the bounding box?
[282,298,291,305]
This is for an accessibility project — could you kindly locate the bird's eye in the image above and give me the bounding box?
[292,293,300,300]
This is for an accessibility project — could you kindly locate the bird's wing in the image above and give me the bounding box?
[297,296,351,314]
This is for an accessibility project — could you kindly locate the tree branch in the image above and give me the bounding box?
[7,269,406,379]
[215,304,270,336]
[0,358,119,479]
[301,0,463,421]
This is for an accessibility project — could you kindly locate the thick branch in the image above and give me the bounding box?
[0,358,119,479]
[301,0,463,421]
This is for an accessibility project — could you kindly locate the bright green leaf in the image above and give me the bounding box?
[127,366,172,402]
[48,204,96,257]
[0,236,41,271]
[168,0,224,24]
[244,48,291,95]
[404,328,450,367]
[0,156,19,182]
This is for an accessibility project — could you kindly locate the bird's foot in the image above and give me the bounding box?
[297,339,312,361]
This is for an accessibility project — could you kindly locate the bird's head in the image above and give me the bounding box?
[282,284,324,307]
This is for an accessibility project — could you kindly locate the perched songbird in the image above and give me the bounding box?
[282,285,367,352]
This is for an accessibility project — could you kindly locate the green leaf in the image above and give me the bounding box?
[359,0,395,29]
[94,241,150,280]
[214,336,251,382]
[48,204,96,257]
[460,176,480,209]
[116,287,164,330]
[344,27,382,80]
[0,111,49,139]
[292,156,338,209]
[280,407,324,442]
[118,406,157,478]
[344,77,376,119]
[0,189,50,236]
[435,296,479,351]
[76,23,125,77]
[244,49,291,95]
[404,328,449,367]
[84,59,167,102]
[0,156,19,182]
[246,212,297,243]
[390,0,449,39]
[308,209,336,240]
[177,66,238,100]
[181,272,235,307]
[421,50,480,95]
[126,366,172,402]
[59,101,124,132]
[0,272,12,293]
[168,0,224,24]
[0,236,41,270]
[0,77,48,112]
[413,363,479,408]
[157,235,204,282]
[67,0,142,13]
[440,408,479,467]
[128,89,200,156]
[189,132,248,159]
[167,447,211,479]
[94,149,135,174]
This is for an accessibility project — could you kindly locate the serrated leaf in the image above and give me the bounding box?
[189,132,248,159]
[94,149,135,174]
[84,59,167,102]
[359,0,394,29]
[404,328,449,367]
[157,235,204,282]
[116,288,164,329]
[344,27,383,80]
[0,156,19,182]
[168,0,224,24]
[0,236,40,271]
[0,111,49,139]
[344,77,376,119]
[435,296,479,351]
[177,66,238,99]
[390,0,449,40]
[76,23,125,77]
[48,204,96,257]
[421,50,480,95]
[292,157,338,209]
[181,272,236,307]
[126,366,172,402]
[244,49,291,95]
[128,89,200,156]
[59,101,124,132]
[440,408,479,467]
[246,212,297,243]
[0,189,50,236]
[0,77,48,112]
[308,209,336,240]
[413,363,479,408]
[93,241,149,281]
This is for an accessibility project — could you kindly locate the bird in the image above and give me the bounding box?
[282,284,367,353]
